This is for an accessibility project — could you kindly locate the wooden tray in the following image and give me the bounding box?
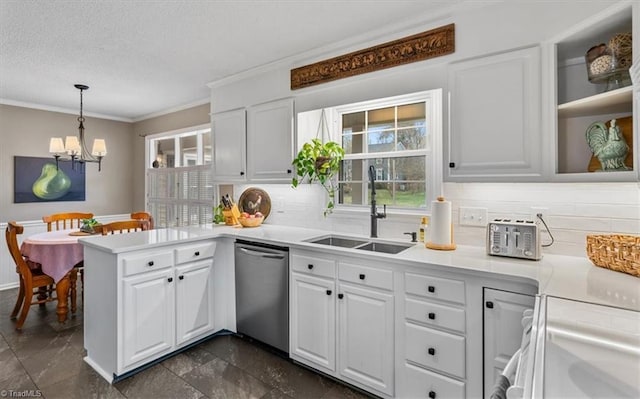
[69,231,94,236]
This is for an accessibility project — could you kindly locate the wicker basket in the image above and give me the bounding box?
[586,234,640,277]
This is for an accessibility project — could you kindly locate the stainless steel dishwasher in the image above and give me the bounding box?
[234,240,289,354]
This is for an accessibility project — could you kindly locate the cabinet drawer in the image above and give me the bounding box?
[175,241,217,264]
[339,262,392,291]
[291,254,335,278]
[122,250,173,277]
[405,272,465,304]
[405,298,466,333]
[402,362,465,399]
[405,322,465,378]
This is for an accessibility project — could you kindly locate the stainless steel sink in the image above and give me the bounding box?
[307,235,413,254]
[355,241,413,254]
[307,235,369,248]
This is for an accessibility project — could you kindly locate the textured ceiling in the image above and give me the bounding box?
[0,0,465,121]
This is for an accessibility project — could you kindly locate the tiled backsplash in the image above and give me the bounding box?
[236,182,640,257]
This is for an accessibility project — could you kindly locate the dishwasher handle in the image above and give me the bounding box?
[238,247,286,259]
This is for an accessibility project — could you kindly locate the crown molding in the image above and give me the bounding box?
[0,98,133,122]
[132,97,210,122]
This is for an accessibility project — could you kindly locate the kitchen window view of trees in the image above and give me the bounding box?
[336,90,440,210]
[146,126,214,227]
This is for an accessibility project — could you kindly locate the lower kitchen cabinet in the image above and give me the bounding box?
[122,267,175,369]
[338,283,394,396]
[83,239,217,382]
[176,260,214,345]
[290,272,336,374]
[403,362,466,398]
[483,288,535,398]
[289,250,395,397]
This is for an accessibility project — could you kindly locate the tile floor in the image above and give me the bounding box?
[0,288,374,399]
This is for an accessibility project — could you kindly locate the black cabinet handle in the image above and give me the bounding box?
[148,261,154,266]
[428,347,436,356]
[429,391,436,399]
[449,162,455,168]
[179,275,184,280]
[194,251,200,256]
[308,264,314,270]
[167,277,173,283]
[338,293,344,299]
[326,290,332,295]
[240,171,245,176]
[428,312,436,320]
[428,285,435,293]
[359,274,365,280]
[486,301,494,309]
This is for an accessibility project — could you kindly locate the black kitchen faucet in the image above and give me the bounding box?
[369,165,386,238]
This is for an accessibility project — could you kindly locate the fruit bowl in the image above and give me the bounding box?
[238,216,264,228]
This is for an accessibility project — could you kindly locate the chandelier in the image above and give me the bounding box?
[49,84,107,171]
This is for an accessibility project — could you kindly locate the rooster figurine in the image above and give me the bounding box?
[246,194,262,214]
[585,119,630,171]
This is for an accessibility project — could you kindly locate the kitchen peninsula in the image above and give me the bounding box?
[78,224,640,398]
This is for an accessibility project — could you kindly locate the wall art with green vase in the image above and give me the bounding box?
[14,156,86,203]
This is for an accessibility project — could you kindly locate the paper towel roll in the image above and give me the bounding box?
[430,196,452,246]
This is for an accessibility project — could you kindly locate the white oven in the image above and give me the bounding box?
[502,295,640,399]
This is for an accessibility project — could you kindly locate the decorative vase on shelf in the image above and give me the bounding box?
[585,32,632,91]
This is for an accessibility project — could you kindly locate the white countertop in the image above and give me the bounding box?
[79,223,640,312]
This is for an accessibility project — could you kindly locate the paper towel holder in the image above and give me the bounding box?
[426,196,457,251]
[425,229,457,250]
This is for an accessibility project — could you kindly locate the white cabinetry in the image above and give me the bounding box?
[289,251,394,397]
[398,271,468,398]
[550,2,636,180]
[483,288,535,398]
[290,272,335,373]
[84,239,217,382]
[175,259,214,345]
[338,265,394,396]
[212,108,246,181]
[447,46,542,181]
[122,264,175,369]
[247,97,295,181]
[212,98,295,183]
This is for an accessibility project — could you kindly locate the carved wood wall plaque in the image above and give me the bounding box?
[291,23,455,90]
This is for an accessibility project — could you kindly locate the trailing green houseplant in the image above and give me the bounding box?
[291,138,345,216]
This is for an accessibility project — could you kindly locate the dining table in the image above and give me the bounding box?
[20,229,88,323]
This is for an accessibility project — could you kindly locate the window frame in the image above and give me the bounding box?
[144,123,215,227]
[331,90,443,213]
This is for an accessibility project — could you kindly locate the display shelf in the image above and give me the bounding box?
[558,86,633,118]
[553,2,635,179]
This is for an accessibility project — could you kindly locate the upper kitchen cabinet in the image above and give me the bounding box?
[550,2,637,181]
[247,97,295,181]
[446,46,542,182]
[212,108,246,182]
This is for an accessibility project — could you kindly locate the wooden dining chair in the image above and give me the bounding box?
[100,220,150,235]
[5,221,76,330]
[130,211,154,229]
[42,212,94,231]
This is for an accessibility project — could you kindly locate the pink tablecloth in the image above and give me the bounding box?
[20,229,84,283]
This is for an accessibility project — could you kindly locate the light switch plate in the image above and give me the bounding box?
[459,206,488,227]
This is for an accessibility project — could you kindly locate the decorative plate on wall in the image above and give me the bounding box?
[238,187,271,220]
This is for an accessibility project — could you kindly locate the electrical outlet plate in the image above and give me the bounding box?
[459,206,488,227]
